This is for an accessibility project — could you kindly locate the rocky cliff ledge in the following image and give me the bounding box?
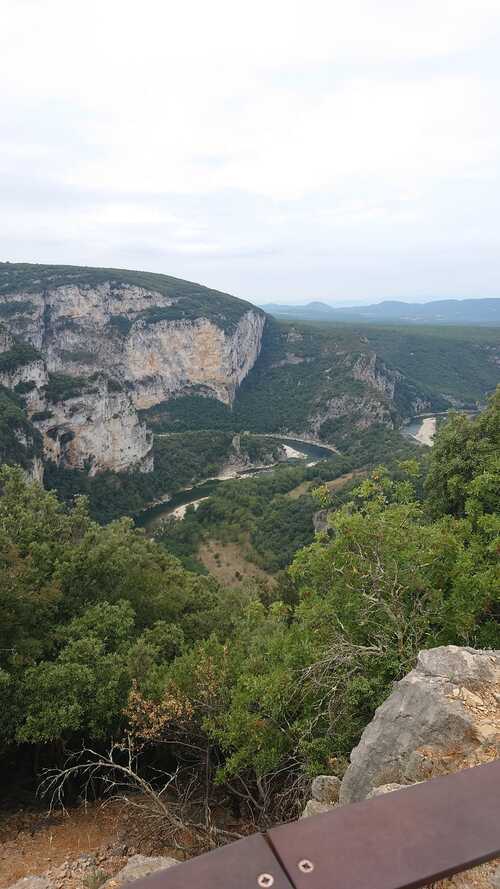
[303,645,500,886]
[339,645,499,803]
[0,265,266,474]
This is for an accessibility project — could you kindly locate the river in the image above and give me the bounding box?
[135,437,335,533]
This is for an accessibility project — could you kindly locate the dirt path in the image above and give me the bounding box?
[0,803,126,887]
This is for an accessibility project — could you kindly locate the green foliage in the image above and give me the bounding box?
[59,349,97,364]
[425,389,500,519]
[157,458,353,571]
[0,393,498,814]
[0,262,260,333]
[0,465,232,749]
[108,314,133,336]
[0,343,40,373]
[0,387,42,467]
[31,409,54,422]
[14,381,36,395]
[132,402,498,797]
[45,373,89,403]
[0,300,35,317]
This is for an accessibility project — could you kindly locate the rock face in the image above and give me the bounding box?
[309,392,395,437]
[0,269,265,474]
[34,379,154,475]
[1,283,265,409]
[301,774,341,817]
[339,645,500,805]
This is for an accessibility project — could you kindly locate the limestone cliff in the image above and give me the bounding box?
[0,265,266,474]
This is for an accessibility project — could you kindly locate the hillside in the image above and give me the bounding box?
[0,264,498,511]
[263,296,500,325]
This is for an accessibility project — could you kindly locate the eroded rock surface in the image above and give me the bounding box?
[102,854,178,887]
[339,645,500,805]
[0,276,265,474]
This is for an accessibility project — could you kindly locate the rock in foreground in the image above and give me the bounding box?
[339,645,500,804]
[102,854,178,887]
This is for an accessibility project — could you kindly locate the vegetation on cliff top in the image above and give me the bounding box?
[0,262,262,333]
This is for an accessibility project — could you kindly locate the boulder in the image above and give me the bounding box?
[366,783,408,799]
[340,646,500,805]
[311,774,341,804]
[102,855,178,887]
[301,799,333,818]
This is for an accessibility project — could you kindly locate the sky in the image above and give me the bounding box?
[2,1,500,306]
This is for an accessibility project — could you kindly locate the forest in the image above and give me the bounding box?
[0,392,498,826]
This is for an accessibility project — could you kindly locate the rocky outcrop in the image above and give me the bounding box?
[309,392,394,438]
[102,854,177,887]
[352,353,401,400]
[301,774,341,817]
[339,645,500,805]
[302,646,500,885]
[32,379,153,476]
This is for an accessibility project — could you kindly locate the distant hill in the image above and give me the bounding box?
[261,298,500,326]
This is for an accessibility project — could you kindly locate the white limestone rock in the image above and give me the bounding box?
[339,646,500,805]
[301,799,334,819]
[102,854,178,887]
[311,774,341,804]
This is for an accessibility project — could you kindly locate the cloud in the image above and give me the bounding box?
[1,0,500,301]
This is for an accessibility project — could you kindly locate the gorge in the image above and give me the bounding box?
[1,263,498,503]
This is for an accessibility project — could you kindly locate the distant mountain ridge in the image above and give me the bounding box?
[261,297,500,325]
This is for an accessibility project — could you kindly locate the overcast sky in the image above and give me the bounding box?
[2,1,500,305]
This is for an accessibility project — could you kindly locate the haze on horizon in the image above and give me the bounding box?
[2,0,500,305]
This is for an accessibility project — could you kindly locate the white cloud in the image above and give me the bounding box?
[1,0,500,301]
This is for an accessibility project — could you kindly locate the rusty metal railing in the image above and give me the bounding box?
[129,759,500,888]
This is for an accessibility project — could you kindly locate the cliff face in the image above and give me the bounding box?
[125,312,265,409]
[2,282,265,408]
[0,267,266,475]
[35,379,154,476]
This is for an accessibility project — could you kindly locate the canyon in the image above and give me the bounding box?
[0,263,498,484]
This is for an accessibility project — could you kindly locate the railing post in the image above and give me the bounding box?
[128,760,500,889]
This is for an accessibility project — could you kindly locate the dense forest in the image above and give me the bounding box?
[0,392,498,825]
[45,432,284,525]
[155,427,420,575]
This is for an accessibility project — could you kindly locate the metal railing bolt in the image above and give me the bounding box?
[298,859,315,874]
